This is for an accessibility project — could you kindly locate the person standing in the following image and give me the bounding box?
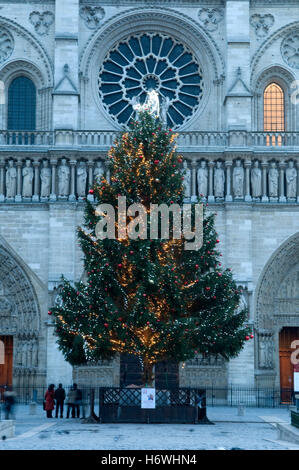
[44,384,55,418]
[73,383,82,419]
[54,383,66,418]
[66,386,76,418]
[3,386,16,420]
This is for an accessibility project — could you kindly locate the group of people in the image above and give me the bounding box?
[44,383,83,419]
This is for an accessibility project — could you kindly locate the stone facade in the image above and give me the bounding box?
[0,0,298,391]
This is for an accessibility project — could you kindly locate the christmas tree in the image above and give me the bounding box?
[50,111,251,386]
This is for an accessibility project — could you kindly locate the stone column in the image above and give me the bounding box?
[279,161,286,203]
[69,160,76,202]
[0,158,5,202]
[87,160,94,202]
[32,161,40,202]
[191,160,198,202]
[297,160,299,203]
[50,159,57,202]
[261,161,269,203]
[15,160,22,202]
[244,160,252,202]
[208,161,215,202]
[225,160,233,202]
[105,160,110,185]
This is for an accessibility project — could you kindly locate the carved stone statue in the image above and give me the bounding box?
[58,159,70,197]
[94,161,104,184]
[251,161,262,198]
[214,161,225,198]
[6,160,17,198]
[268,162,279,198]
[132,89,160,119]
[233,160,244,198]
[197,161,208,198]
[259,336,273,369]
[40,160,51,198]
[182,160,191,198]
[22,160,34,198]
[160,95,170,125]
[286,161,297,198]
[77,161,87,197]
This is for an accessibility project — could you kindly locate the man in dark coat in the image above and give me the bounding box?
[54,383,66,418]
[73,383,82,418]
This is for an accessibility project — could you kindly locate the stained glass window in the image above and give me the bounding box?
[8,76,36,131]
[264,83,284,146]
[98,33,204,128]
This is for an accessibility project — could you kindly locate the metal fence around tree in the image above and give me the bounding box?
[0,385,296,409]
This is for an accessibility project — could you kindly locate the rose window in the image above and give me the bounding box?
[98,33,204,128]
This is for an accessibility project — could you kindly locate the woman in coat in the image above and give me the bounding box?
[45,384,55,418]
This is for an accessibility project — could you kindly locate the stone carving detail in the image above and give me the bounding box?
[0,296,12,316]
[286,161,297,199]
[197,161,208,198]
[214,161,225,198]
[268,162,279,198]
[198,8,224,32]
[281,32,299,69]
[79,6,105,30]
[0,29,14,63]
[258,332,273,369]
[58,159,70,197]
[186,354,225,367]
[250,14,274,38]
[77,161,87,198]
[232,160,244,198]
[251,161,262,198]
[6,160,17,199]
[182,160,191,199]
[29,11,54,36]
[40,160,51,198]
[22,160,34,198]
[0,157,297,203]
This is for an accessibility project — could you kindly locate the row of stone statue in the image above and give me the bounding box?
[1,158,107,201]
[0,157,298,201]
[182,159,298,201]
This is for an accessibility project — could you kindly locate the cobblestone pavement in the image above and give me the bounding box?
[0,405,298,450]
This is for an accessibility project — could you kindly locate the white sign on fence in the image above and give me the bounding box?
[141,388,156,409]
[294,372,299,392]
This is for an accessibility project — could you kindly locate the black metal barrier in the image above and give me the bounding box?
[99,388,213,424]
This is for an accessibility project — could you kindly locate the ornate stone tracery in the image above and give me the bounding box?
[0,28,14,63]
[80,6,105,30]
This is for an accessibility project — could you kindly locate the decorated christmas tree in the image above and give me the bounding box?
[50,111,252,386]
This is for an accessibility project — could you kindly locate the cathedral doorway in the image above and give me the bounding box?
[279,327,299,402]
[255,232,299,390]
[0,336,13,387]
[0,243,42,390]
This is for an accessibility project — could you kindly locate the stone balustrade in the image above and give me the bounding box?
[0,155,298,203]
[1,130,299,150]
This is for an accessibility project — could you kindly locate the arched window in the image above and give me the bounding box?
[264,83,285,146]
[7,76,36,144]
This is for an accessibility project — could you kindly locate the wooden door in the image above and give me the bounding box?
[279,327,299,403]
[0,336,13,387]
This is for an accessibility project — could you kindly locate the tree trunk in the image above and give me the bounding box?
[82,388,99,423]
[142,362,155,387]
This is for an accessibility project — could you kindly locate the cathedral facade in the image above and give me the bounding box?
[0,0,298,394]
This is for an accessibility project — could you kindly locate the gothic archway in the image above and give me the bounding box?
[0,245,42,390]
[255,232,299,388]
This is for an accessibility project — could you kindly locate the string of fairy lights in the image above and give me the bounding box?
[50,112,252,381]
